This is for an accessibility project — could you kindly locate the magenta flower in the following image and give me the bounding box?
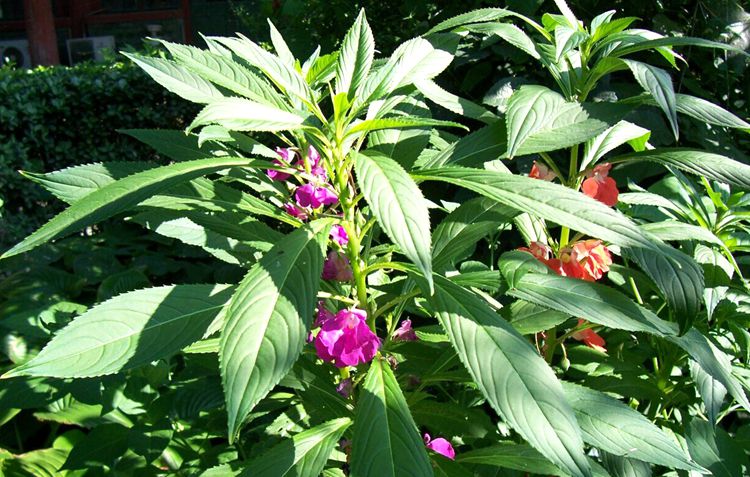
[424,434,455,460]
[295,183,338,209]
[315,308,381,368]
[267,147,295,181]
[330,225,349,246]
[336,378,353,398]
[392,319,418,341]
[283,203,308,221]
[322,251,353,281]
[305,145,327,180]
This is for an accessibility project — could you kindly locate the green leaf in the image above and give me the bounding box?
[188,98,306,133]
[368,95,432,170]
[414,120,506,169]
[420,273,591,477]
[689,360,727,424]
[432,197,517,272]
[639,221,725,247]
[622,59,679,140]
[581,121,650,170]
[555,26,588,61]
[240,418,351,476]
[355,37,454,107]
[22,162,155,205]
[158,39,288,108]
[611,148,750,191]
[212,36,313,105]
[505,86,622,158]
[414,79,498,124]
[131,209,280,265]
[4,284,235,378]
[123,52,223,103]
[414,167,704,324]
[686,419,749,477]
[600,452,653,477]
[458,442,570,475]
[336,9,375,97]
[220,220,332,441]
[456,22,540,59]
[508,273,750,412]
[504,299,569,335]
[561,382,703,471]
[3,157,265,258]
[425,8,513,35]
[674,94,750,130]
[611,35,748,58]
[62,423,129,470]
[355,152,433,291]
[121,129,226,161]
[347,117,466,138]
[350,359,432,477]
[267,20,295,66]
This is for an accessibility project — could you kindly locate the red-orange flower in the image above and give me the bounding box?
[529,161,557,181]
[571,319,606,352]
[582,163,619,207]
[519,240,612,282]
[571,239,612,281]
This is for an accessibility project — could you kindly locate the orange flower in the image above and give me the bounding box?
[529,161,557,181]
[571,240,612,281]
[571,319,606,352]
[582,163,618,207]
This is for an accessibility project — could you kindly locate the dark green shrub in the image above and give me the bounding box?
[0,61,198,247]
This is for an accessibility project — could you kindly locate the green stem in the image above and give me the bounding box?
[544,326,558,363]
[559,227,570,248]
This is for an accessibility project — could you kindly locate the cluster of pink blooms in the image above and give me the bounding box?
[270,146,451,458]
[267,146,339,220]
[530,161,619,207]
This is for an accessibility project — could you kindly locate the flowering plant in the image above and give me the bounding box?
[2,1,750,475]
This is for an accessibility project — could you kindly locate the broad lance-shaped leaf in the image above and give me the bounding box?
[504,85,626,158]
[346,117,466,137]
[157,39,288,109]
[413,167,703,327]
[416,273,592,477]
[561,382,704,471]
[123,53,223,104]
[622,59,679,140]
[121,129,232,161]
[355,152,433,291]
[21,162,156,204]
[509,273,750,413]
[188,98,307,133]
[3,285,235,378]
[432,197,518,272]
[581,120,650,170]
[240,418,351,477]
[350,359,432,477]
[415,79,498,124]
[336,9,374,97]
[220,220,332,442]
[610,148,750,191]
[3,157,267,259]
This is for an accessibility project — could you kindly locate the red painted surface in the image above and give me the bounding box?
[23,0,60,65]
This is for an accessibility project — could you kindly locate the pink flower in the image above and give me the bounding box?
[315,308,381,367]
[322,251,354,281]
[283,203,308,221]
[582,163,619,207]
[336,378,353,398]
[295,183,338,209]
[308,302,335,343]
[330,225,349,246]
[305,145,327,180]
[571,319,607,352]
[529,161,556,181]
[392,319,418,341]
[267,147,296,181]
[424,434,455,460]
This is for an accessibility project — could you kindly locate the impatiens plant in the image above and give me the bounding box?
[2,1,750,475]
